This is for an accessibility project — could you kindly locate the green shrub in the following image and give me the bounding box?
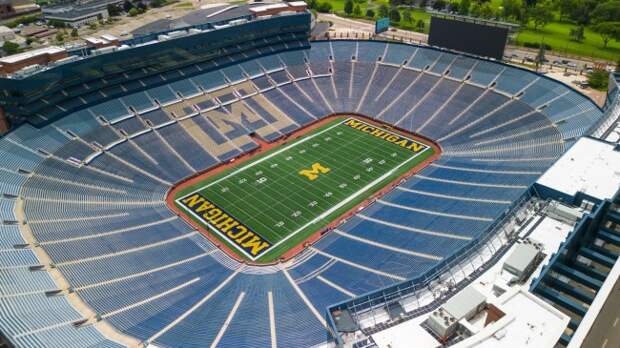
[522,41,553,50]
[587,69,609,90]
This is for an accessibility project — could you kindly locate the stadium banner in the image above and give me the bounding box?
[375,18,390,34]
[341,118,429,154]
[176,192,272,260]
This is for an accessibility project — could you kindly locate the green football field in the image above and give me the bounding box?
[174,117,435,262]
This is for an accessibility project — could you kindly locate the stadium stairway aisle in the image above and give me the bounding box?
[0,40,605,347]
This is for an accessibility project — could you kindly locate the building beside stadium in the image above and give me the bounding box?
[0,3,618,348]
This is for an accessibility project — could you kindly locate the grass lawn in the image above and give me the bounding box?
[516,21,620,61]
[320,0,618,61]
[174,117,435,262]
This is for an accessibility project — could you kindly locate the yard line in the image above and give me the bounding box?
[188,119,427,247]
[189,117,346,193]
[264,141,431,257]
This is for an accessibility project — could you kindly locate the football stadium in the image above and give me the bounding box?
[0,2,619,348]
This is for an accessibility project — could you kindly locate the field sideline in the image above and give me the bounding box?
[169,116,439,263]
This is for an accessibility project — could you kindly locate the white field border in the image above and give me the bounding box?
[175,117,432,261]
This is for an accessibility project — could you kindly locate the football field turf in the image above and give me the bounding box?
[174,117,436,262]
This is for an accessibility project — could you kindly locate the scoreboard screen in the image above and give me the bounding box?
[428,16,508,60]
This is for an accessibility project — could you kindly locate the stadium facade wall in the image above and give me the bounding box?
[0,12,311,128]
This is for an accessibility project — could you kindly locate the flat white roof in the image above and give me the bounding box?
[536,137,620,201]
[452,289,569,348]
[100,34,118,41]
[288,1,308,6]
[249,3,288,12]
[84,37,107,45]
[0,46,65,64]
[372,316,439,348]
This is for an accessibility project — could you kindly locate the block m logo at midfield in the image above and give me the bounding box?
[299,163,330,181]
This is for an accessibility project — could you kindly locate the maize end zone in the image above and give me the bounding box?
[167,116,441,263]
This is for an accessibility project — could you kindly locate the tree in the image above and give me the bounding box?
[569,0,597,25]
[366,8,375,18]
[128,7,140,16]
[316,2,332,12]
[344,0,354,14]
[416,19,425,32]
[458,0,470,15]
[587,68,609,90]
[55,32,64,42]
[432,0,447,10]
[591,1,620,24]
[403,8,412,23]
[71,28,78,38]
[501,0,522,19]
[447,1,459,12]
[107,4,121,16]
[2,41,20,55]
[353,4,361,15]
[531,0,554,30]
[593,22,620,47]
[122,0,133,12]
[569,25,585,42]
[390,7,401,22]
[150,0,166,7]
[378,4,389,18]
[556,0,574,21]
[47,19,66,28]
[535,42,546,70]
